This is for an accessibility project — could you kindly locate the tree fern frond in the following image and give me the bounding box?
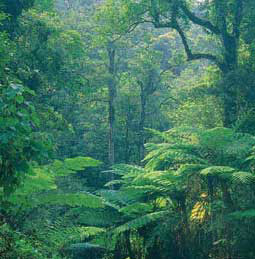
[98,190,129,206]
[57,226,105,243]
[133,171,165,185]
[37,192,105,208]
[14,167,57,195]
[124,185,166,196]
[114,211,168,234]
[104,180,123,187]
[145,149,207,171]
[145,128,172,142]
[231,171,255,185]
[228,209,255,219]
[143,143,172,161]
[66,207,122,227]
[165,126,202,143]
[51,157,101,176]
[177,164,208,176]
[200,166,235,180]
[199,128,255,163]
[119,203,153,218]
[112,164,144,175]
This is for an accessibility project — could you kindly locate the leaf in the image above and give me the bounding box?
[231,171,255,185]
[200,166,235,179]
[114,211,168,234]
[119,203,153,217]
[64,157,101,171]
[38,193,105,208]
[228,209,255,219]
[15,95,24,104]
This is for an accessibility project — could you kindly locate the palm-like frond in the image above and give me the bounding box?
[114,211,169,234]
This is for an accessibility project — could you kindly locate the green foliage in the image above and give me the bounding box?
[101,126,255,258]
[39,193,105,208]
[119,203,153,218]
[2,156,104,209]
[1,0,255,258]
[114,211,168,234]
[0,223,46,259]
[0,0,35,19]
[0,83,50,194]
[228,209,255,219]
[0,156,109,258]
[68,207,122,227]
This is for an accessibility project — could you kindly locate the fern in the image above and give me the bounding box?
[200,166,235,179]
[100,127,255,258]
[37,193,105,208]
[119,203,153,218]
[51,156,101,176]
[231,171,255,185]
[177,164,208,176]
[228,209,255,219]
[114,211,169,234]
[66,207,122,227]
[3,156,103,209]
[200,167,255,185]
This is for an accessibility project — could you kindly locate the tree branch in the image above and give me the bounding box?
[150,0,226,72]
[233,0,243,39]
[214,0,228,35]
[180,3,220,35]
[174,22,223,67]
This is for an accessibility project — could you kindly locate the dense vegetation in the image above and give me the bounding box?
[0,0,255,258]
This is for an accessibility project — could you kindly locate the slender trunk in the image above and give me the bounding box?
[139,83,146,163]
[107,42,116,166]
[221,182,235,211]
[125,231,136,259]
[124,110,131,163]
[179,196,191,258]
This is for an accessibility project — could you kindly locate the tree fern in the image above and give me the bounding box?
[2,157,103,208]
[37,193,105,208]
[119,203,153,218]
[114,211,169,234]
[228,209,255,219]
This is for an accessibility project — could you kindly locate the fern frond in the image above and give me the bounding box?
[228,209,255,219]
[231,171,255,185]
[114,211,168,234]
[200,166,235,180]
[145,149,207,171]
[112,164,145,176]
[199,128,255,164]
[104,180,123,187]
[177,164,208,176]
[14,167,57,195]
[124,185,165,195]
[98,190,128,206]
[119,203,153,218]
[51,157,101,176]
[66,207,122,227]
[37,192,105,208]
[133,171,165,185]
[145,128,171,142]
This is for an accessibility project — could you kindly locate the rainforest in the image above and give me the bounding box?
[0,0,255,258]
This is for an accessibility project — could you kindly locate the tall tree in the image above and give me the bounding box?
[115,0,255,126]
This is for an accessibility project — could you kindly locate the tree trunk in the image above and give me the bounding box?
[139,83,146,163]
[107,42,116,166]
[124,109,131,163]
